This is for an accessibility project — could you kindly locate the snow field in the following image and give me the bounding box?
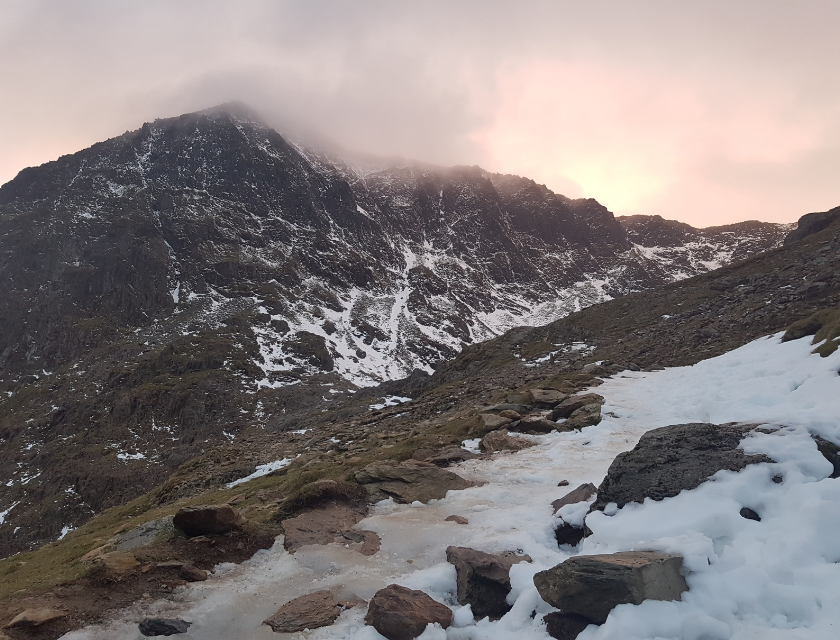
[61,333,840,640]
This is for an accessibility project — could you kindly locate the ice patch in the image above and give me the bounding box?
[226,458,292,488]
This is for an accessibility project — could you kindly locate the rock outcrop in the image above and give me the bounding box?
[534,551,688,625]
[365,584,453,640]
[591,423,772,511]
[446,546,531,620]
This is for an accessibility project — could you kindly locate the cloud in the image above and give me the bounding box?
[2,1,840,226]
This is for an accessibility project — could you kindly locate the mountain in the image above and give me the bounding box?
[0,104,790,558]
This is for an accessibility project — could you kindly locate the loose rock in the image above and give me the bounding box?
[511,416,558,434]
[534,551,688,624]
[263,590,342,633]
[138,618,192,636]
[445,515,469,524]
[446,546,530,620]
[99,551,140,574]
[528,388,569,407]
[479,413,513,431]
[365,584,453,640]
[591,423,773,511]
[173,505,242,537]
[480,430,534,452]
[554,521,586,547]
[563,404,602,429]
[740,507,761,521]
[550,394,605,421]
[355,460,474,503]
[5,609,66,628]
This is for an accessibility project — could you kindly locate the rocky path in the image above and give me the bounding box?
[59,333,840,640]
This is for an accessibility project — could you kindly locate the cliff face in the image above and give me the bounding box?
[0,104,791,557]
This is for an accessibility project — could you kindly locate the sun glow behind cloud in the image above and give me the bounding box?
[476,59,825,224]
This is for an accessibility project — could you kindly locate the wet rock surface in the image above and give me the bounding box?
[365,584,453,640]
[446,546,531,620]
[263,590,342,633]
[355,460,474,503]
[591,423,773,511]
[138,618,192,636]
[534,551,688,625]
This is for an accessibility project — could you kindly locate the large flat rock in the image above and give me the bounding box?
[534,551,687,625]
[263,590,341,633]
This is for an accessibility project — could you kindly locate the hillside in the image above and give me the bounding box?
[0,104,791,558]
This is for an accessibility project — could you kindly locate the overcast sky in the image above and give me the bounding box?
[2,1,840,226]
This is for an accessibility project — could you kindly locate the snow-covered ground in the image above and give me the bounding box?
[62,333,840,640]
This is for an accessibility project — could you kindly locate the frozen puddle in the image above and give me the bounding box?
[63,333,840,640]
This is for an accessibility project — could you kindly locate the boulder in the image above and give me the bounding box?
[534,551,688,625]
[511,416,558,434]
[499,409,522,420]
[446,546,531,620]
[543,611,593,640]
[5,608,66,628]
[264,590,342,633]
[480,413,513,431]
[138,618,192,636]
[173,505,242,536]
[528,389,569,407]
[591,423,773,512]
[480,430,534,452]
[563,404,602,429]
[355,460,473,503]
[552,483,598,513]
[365,584,453,640]
[550,394,605,421]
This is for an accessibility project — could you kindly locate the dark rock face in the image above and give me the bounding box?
[784,206,840,245]
[543,611,594,640]
[591,423,773,512]
[172,505,242,536]
[354,460,473,503]
[365,584,453,640]
[445,546,530,620]
[534,551,687,625]
[263,590,342,633]
[138,618,191,636]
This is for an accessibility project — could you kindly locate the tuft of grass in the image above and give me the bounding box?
[782,308,840,357]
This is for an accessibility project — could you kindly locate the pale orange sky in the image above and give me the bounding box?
[2,1,840,226]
